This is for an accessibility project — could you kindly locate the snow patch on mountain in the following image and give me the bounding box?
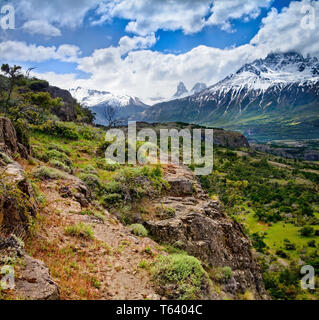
[70,87,147,108]
[206,52,319,96]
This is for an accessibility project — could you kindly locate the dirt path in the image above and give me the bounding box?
[26,178,165,300]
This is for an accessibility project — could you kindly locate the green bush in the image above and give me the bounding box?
[96,159,121,171]
[102,193,123,206]
[36,121,79,140]
[222,266,233,280]
[307,240,316,248]
[33,166,64,180]
[152,254,210,300]
[0,152,13,164]
[299,226,314,237]
[103,181,122,194]
[45,149,71,166]
[80,173,101,192]
[129,224,148,237]
[48,143,71,156]
[49,159,72,173]
[83,165,98,175]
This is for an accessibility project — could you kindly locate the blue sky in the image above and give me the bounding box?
[1,0,318,103]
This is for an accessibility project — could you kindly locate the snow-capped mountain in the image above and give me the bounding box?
[208,52,319,94]
[143,52,319,141]
[70,87,147,109]
[70,87,149,126]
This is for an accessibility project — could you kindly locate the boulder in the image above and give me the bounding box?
[15,255,60,300]
[0,117,29,158]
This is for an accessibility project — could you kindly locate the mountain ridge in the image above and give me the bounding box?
[142,52,319,141]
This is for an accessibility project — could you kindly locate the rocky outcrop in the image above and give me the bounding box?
[213,129,249,148]
[46,86,78,122]
[0,117,29,158]
[0,160,37,235]
[31,81,78,121]
[15,254,60,300]
[145,165,268,300]
[0,118,37,234]
[251,143,319,161]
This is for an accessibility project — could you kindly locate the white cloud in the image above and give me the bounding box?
[118,33,157,55]
[94,0,273,35]
[22,20,61,37]
[14,0,101,29]
[13,0,273,36]
[0,41,81,62]
[76,41,258,104]
[251,0,319,57]
[207,0,273,31]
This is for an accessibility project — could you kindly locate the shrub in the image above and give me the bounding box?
[33,166,64,180]
[79,173,101,192]
[276,250,289,259]
[45,149,71,166]
[129,224,148,237]
[152,254,210,300]
[48,143,71,156]
[284,239,296,251]
[222,266,233,280]
[307,240,316,248]
[103,181,122,194]
[299,226,315,237]
[64,223,94,239]
[36,121,79,140]
[96,159,121,171]
[49,159,71,173]
[83,165,97,175]
[212,266,233,282]
[0,152,13,165]
[102,193,122,206]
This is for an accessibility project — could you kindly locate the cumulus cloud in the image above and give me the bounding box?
[13,0,273,36]
[14,0,101,29]
[76,42,258,103]
[251,0,319,56]
[22,20,61,37]
[94,0,273,35]
[0,41,81,62]
[118,33,157,55]
[207,0,273,31]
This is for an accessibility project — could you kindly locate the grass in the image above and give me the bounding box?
[33,166,64,180]
[129,224,148,237]
[264,222,319,258]
[64,223,94,240]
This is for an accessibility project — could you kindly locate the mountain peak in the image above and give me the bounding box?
[173,82,188,98]
[215,52,319,93]
[191,82,207,94]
